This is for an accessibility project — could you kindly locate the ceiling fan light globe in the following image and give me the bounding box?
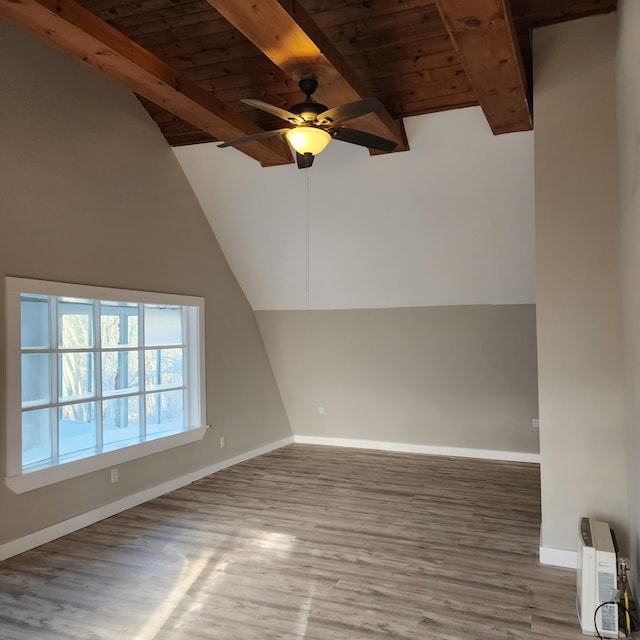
[286,127,331,156]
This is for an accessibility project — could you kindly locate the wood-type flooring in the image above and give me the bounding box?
[1,444,589,639]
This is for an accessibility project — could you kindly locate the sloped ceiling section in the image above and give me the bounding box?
[174,106,534,311]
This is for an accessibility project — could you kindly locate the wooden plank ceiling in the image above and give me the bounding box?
[1,0,616,166]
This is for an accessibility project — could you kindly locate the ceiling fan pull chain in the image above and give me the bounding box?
[305,165,310,313]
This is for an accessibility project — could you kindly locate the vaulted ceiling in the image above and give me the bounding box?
[1,0,615,167]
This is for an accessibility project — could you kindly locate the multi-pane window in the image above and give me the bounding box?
[6,278,206,492]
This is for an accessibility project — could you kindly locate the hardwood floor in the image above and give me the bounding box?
[0,444,587,639]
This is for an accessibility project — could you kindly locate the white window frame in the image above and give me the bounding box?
[5,277,209,494]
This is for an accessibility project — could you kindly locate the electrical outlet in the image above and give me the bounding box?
[318,406,326,415]
[532,419,540,429]
[110,468,118,483]
[220,436,225,448]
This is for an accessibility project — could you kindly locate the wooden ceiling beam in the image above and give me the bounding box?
[206,0,409,154]
[435,0,532,134]
[0,0,293,166]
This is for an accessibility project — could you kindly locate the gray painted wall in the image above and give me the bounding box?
[534,14,628,553]
[0,21,291,545]
[617,0,640,584]
[256,305,540,453]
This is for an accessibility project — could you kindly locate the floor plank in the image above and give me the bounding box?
[0,444,590,639]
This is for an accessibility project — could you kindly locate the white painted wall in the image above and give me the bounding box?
[617,0,640,583]
[534,14,628,554]
[175,107,534,311]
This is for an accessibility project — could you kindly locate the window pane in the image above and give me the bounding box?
[146,390,184,435]
[59,352,94,401]
[21,297,50,349]
[102,351,139,395]
[59,402,97,456]
[144,306,182,346]
[103,397,140,445]
[22,408,52,467]
[12,279,202,480]
[58,300,93,348]
[21,353,51,406]
[101,303,139,348]
[145,348,183,389]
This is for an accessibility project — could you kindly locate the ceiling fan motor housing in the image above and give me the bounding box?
[289,101,329,122]
[288,76,329,122]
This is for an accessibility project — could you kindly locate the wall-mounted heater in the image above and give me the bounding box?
[577,517,618,638]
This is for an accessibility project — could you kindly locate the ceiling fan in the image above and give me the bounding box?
[218,76,398,168]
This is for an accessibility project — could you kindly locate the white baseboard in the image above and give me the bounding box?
[539,546,577,569]
[0,435,294,562]
[293,435,540,464]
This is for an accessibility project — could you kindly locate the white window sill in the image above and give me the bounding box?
[5,425,209,494]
